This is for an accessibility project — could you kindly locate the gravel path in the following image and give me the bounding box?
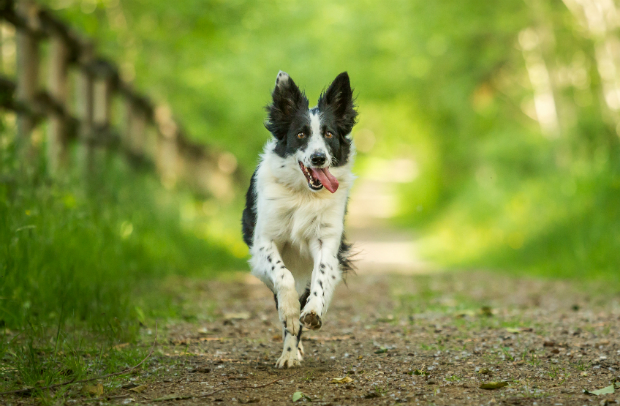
[106,270,620,406]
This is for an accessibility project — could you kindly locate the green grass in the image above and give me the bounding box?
[0,122,247,396]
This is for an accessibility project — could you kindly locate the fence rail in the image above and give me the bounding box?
[0,0,236,200]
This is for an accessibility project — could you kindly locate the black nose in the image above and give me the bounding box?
[310,152,326,166]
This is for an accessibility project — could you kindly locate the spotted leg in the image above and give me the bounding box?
[273,294,305,367]
[299,238,342,330]
[250,240,301,368]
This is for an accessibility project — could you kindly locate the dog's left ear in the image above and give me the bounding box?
[319,72,358,135]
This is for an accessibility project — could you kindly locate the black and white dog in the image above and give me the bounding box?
[242,71,358,368]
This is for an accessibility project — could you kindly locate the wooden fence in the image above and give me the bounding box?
[0,0,237,200]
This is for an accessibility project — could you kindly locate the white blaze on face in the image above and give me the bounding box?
[302,110,331,167]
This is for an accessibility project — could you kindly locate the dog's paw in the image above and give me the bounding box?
[300,310,322,330]
[276,348,301,368]
[278,290,301,335]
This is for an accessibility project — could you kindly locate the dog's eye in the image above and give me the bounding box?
[297,132,305,139]
[325,131,333,139]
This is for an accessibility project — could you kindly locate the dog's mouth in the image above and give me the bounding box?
[298,162,339,193]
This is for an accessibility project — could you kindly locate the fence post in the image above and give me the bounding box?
[77,43,94,174]
[154,105,178,187]
[124,97,146,163]
[47,32,69,174]
[15,0,39,158]
[93,77,111,130]
[92,61,116,165]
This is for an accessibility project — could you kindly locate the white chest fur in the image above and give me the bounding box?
[250,145,354,285]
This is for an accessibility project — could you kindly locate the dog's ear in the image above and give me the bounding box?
[319,72,358,135]
[265,71,308,140]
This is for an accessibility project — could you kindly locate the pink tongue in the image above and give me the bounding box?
[310,167,339,193]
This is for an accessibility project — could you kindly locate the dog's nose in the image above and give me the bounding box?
[310,152,326,166]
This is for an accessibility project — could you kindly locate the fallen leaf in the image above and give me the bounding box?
[505,327,521,334]
[82,383,103,397]
[374,347,388,354]
[331,377,353,384]
[584,384,615,396]
[479,382,509,390]
[292,391,311,402]
[129,385,148,393]
[478,368,492,375]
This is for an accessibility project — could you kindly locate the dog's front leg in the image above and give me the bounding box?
[299,238,342,330]
[250,240,301,368]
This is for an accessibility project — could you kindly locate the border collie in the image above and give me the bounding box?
[242,71,358,368]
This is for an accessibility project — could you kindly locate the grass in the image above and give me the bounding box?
[0,120,247,397]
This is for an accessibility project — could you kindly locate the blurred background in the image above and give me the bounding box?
[1,0,620,341]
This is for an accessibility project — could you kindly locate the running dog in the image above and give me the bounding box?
[242,71,358,368]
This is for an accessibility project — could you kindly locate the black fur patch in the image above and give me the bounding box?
[299,287,311,310]
[265,75,310,158]
[338,232,356,275]
[318,72,358,167]
[241,170,258,247]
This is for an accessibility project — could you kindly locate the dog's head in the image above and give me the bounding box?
[265,71,358,193]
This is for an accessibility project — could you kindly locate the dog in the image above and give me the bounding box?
[241,71,358,368]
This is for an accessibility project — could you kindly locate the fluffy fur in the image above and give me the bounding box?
[242,71,358,368]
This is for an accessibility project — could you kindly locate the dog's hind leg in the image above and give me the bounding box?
[300,238,342,330]
[251,240,301,368]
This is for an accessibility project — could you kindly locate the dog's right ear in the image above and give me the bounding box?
[265,71,308,140]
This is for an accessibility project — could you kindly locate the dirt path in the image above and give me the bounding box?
[100,177,620,405]
[112,271,619,406]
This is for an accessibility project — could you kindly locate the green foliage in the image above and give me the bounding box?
[0,156,243,331]
[0,119,244,392]
[34,0,620,280]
